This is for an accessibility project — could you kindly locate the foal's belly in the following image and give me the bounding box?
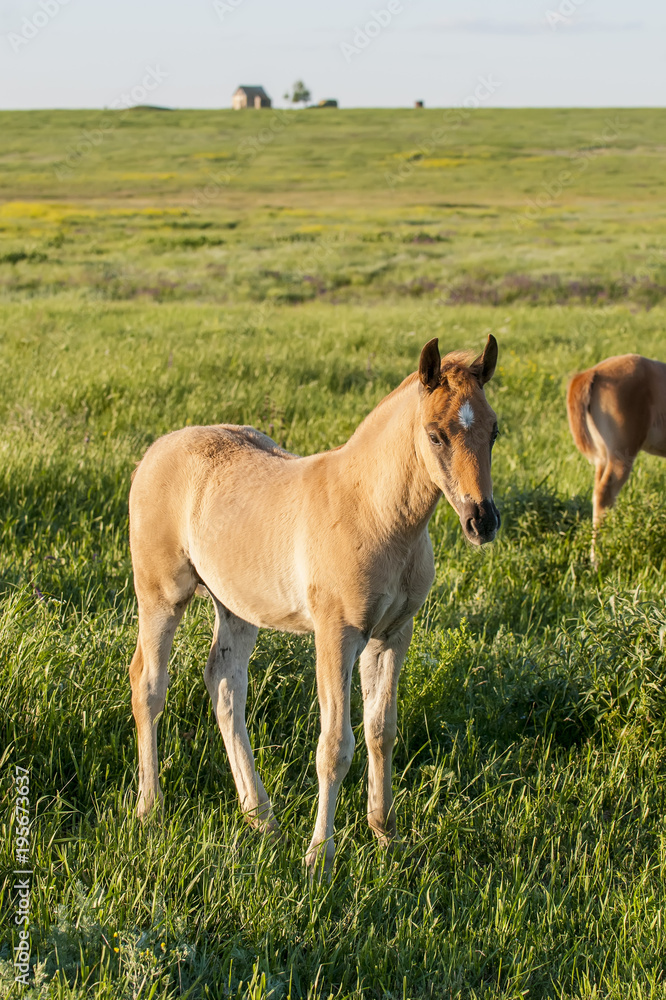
[194,546,315,633]
[195,545,427,640]
[223,585,315,634]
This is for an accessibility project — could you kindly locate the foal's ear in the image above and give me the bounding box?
[471,334,498,386]
[419,338,442,391]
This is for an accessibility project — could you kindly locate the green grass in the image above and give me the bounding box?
[1,108,665,309]
[1,110,666,999]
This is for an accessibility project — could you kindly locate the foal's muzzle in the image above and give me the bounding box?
[461,498,500,546]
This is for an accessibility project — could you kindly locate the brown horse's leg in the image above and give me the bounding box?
[204,597,279,837]
[130,594,189,818]
[305,624,362,875]
[591,455,634,562]
[359,621,413,847]
[590,459,605,564]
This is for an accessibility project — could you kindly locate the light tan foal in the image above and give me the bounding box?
[129,336,500,874]
[567,353,666,563]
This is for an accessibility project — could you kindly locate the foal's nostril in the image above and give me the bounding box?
[462,501,483,539]
[462,499,499,543]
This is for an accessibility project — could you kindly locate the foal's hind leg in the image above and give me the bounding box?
[204,596,279,837]
[359,622,413,847]
[130,575,194,818]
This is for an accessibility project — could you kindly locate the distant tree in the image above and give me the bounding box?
[289,80,311,107]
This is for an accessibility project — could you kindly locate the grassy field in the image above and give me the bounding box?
[1,109,666,1000]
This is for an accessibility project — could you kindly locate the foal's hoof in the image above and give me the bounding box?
[305,840,334,881]
[262,821,284,846]
[369,822,401,855]
[136,791,164,823]
[243,809,283,843]
[383,836,404,859]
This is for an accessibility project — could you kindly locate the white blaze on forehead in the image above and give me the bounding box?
[458,400,475,430]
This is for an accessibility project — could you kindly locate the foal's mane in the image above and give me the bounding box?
[347,349,478,444]
[441,349,476,373]
[375,349,477,408]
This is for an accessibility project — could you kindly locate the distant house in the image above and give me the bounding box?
[232,86,272,110]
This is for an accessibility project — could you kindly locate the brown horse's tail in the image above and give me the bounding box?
[566,369,597,461]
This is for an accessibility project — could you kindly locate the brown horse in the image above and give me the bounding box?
[567,353,666,562]
[129,336,500,873]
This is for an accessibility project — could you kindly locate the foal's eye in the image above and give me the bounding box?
[429,430,449,448]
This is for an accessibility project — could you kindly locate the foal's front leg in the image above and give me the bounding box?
[359,621,412,846]
[306,624,364,875]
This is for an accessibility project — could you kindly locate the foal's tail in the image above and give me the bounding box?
[566,369,597,462]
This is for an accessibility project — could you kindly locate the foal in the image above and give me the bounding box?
[567,353,666,562]
[129,336,500,872]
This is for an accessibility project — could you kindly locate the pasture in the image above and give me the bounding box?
[1,108,666,999]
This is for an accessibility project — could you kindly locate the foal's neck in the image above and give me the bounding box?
[342,379,440,536]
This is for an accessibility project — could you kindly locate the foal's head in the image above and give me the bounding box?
[417,335,500,545]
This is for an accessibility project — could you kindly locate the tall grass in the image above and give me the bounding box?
[1,110,666,998]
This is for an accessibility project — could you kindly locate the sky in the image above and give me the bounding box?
[1,0,664,109]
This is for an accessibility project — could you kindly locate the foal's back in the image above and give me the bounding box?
[132,424,297,516]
